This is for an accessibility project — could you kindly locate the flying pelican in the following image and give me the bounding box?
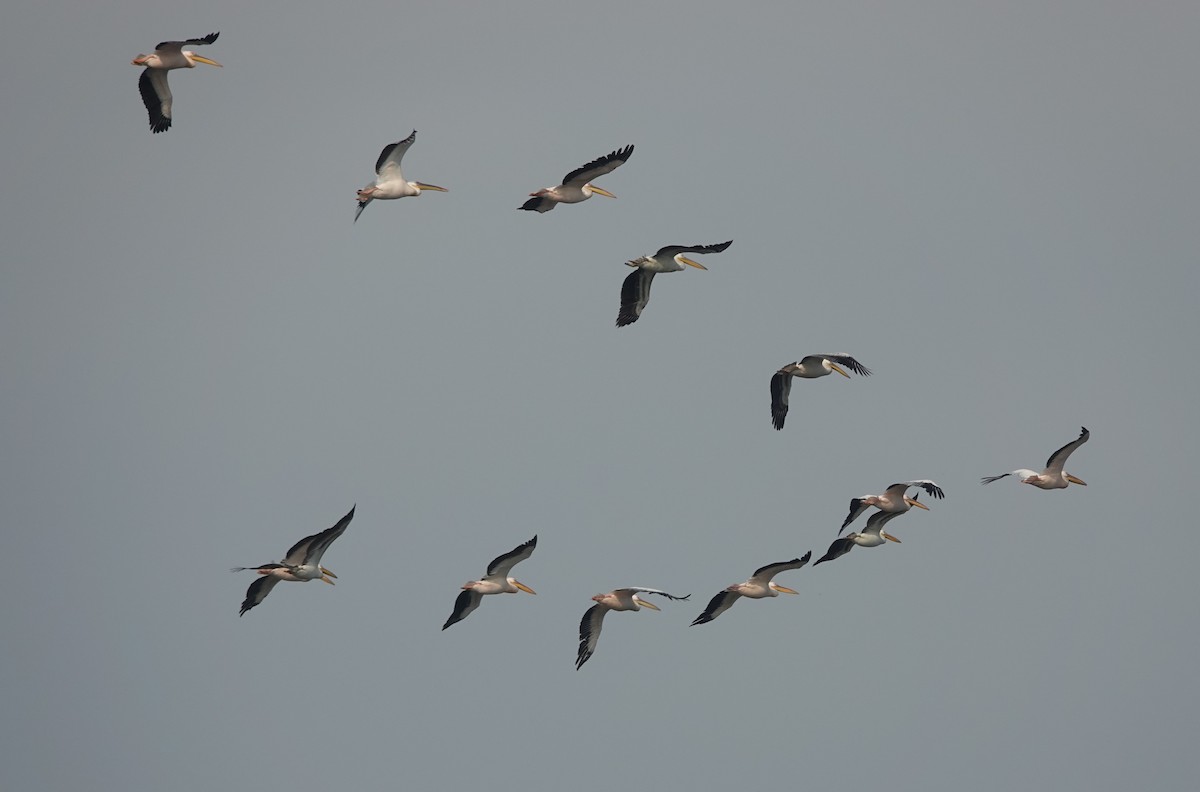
[814,509,902,566]
[520,145,633,212]
[770,355,871,430]
[691,552,811,626]
[840,480,944,533]
[616,240,732,327]
[981,426,1089,489]
[232,505,354,616]
[131,32,221,133]
[576,587,689,670]
[355,130,447,222]
[442,536,537,630]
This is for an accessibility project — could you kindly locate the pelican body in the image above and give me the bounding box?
[981,426,1090,489]
[616,240,732,327]
[442,536,538,630]
[520,145,633,212]
[576,587,689,670]
[815,510,903,566]
[131,33,221,133]
[840,480,944,533]
[233,505,355,616]
[770,354,871,430]
[691,552,811,626]
[355,130,447,222]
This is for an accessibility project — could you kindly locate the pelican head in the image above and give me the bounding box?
[768,582,799,595]
[509,578,536,595]
[905,496,930,511]
[824,359,851,378]
[185,53,222,68]
[585,184,615,199]
[1066,474,1087,486]
[412,182,448,194]
[676,255,708,271]
[320,566,337,585]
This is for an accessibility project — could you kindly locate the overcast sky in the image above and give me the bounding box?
[2,2,1198,790]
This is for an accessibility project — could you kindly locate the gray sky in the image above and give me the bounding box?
[2,1,1198,790]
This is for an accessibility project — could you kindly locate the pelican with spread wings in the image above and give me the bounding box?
[840,480,944,533]
[814,510,903,566]
[576,587,689,669]
[233,506,354,616]
[131,32,222,133]
[770,355,871,430]
[981,427,1090,489]
[520,145,634,212]
[442,536,537,630]
[355,130,447,222]
[691,553,811,626]
[616,241,732,327]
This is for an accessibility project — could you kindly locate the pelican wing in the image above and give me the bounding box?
[376,130,417,176]
[749,553,812,585]
[804,354,872,376]
[1045,426,1089,474]
[653,240,734,259]
[691,591,742,626]
[981,469,1037,485]
[239,575,281,617]
[863,508,904,536]
[442,589,484,631]
[886,480,945,500]
[840,498,871,532]
[770,369,792,430]
[814,536,855,566]
[156,32,219,52]
[138,69,172,133]
[562,145,634,186]
[486,535,537,578]
[617,269,654,327]
[282,505,355,567]
[576,603,608,670]
[618,587,690,601]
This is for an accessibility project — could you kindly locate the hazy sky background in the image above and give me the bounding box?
[2,2,1198,790]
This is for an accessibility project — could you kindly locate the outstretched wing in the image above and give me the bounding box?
[239,575,281,616]
[814,537,855,566]
[486,535,538,578]
[691,591,741,626]
[155,32,219,53]
[654,240,733,259]
[576,604,607,670]
[617,269,654,327]
[749,553,812,583]
[813,354,872,377]
[376,130,417,176]
[138,69,172,133]
[1045,427,1089,474]
[889,480,945,500]
[442,589,484,631]
[562,145,634,186]
[283,505,355,567]
[770,369,792,430]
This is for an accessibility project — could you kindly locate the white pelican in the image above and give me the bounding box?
[770,355,871,430]
[840,480,944,533]
[691,552,811,626]
[131,32,221,133]
[355,130,447,222]
[981,426,1089,489]
[232,505,354,616]
[442,536,537,630]
[576,587,689,670]
[616,240,732,327]
[814,509,902,566]
[520,145,633,212]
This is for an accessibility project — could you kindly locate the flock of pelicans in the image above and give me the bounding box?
[133,33,1094,669]
[233,426,1091,669]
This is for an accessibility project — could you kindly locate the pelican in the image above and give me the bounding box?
[691,552,811,626]
[814,509,902,566]
[355,130,447,222]
[442,536,537,630]
[576,587,689,670]
[232,505,354,616]
[982,426,1089,489]
[131,32,221,133]
[770,355,871,430]
[616,241,732,327]
[840,480,945,533]
[520,145,633,212]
